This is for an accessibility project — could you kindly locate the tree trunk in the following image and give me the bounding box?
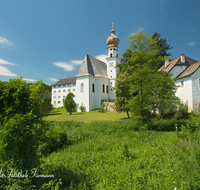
[126,110,130,119]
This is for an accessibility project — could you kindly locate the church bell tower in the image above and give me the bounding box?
[106,23,120,99]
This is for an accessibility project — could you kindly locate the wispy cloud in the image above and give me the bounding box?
[95,54,107,63]
[189,27,196,33]
[160,0,164,14]
[53,62,75,71]
[23,78,37,82]
[0,65,17,76]
[0,36,13,46]
[0,59,15,65]
[53,54,108,72]
[187,42,196,46]
[48,78,59,81]
[71,60,82,65]
[131,28,146,36]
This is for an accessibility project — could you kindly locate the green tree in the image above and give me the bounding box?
[0,78,49,169]
[116,31,176,124]
[114,71,131,118]
[151,32,173,69]
[30,81,52,116]
[64,92,77,115]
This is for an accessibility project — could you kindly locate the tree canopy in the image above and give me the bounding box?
[115,31,178,124]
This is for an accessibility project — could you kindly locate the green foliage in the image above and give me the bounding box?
[63,92,77,115]
[79,103,85,112]
[116,31,177,124]
[174,103,189,120]
[37,122,68,157]
[39,120,200,189]
[98,103,106,113]
[114,71,131,118]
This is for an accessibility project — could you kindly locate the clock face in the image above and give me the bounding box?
[109,62,113,67]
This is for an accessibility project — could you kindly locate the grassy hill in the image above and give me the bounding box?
[37,119,200,190]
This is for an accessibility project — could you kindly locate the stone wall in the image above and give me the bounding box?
[103,102,115,112]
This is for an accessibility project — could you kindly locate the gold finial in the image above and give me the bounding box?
[112,22,114,30]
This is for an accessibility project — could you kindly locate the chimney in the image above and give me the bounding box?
[165,59,169,68]
[180,54,185,63]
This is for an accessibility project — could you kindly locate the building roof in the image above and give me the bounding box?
[177,61,200,79]
[51,76,76,86]
[158,55,197,73]
[76,54,108,78]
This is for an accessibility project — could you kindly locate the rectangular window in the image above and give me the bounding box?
[73,89,75,91]
[58,96,61,98]
[68,89,71,92]
[58,85,61,87]
[53,96,56,98]
[73,83,75,85]
[63,85,66,87]
[181,81,184,87]
[54,90,56,93]
[58,101,60,104]
[54,101,56,104]
[63,89,66,92]
[58,90,61,93]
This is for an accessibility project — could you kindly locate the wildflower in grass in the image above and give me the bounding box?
[174,188,177,190]
[169,164,170,166]
[129,157,131,159]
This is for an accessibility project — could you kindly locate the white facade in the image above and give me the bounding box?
[160,54,200,113]
[51,26,120,111]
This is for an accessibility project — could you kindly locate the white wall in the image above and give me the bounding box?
[170,65,187,78]
[191,68,200,113]
[75,76,90,112]
[51,83,76,108]
[176,77,192,112]
[89,76,101,110]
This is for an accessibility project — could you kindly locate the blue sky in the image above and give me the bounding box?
[0,0,200,84]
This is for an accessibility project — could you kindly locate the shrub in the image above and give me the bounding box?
[98,104,106,113]
[174,103,189,120]
[79,103,85,112]
[37,123,68,157]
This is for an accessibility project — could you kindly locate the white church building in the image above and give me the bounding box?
[159,54,200,113]
[51,26,120,111]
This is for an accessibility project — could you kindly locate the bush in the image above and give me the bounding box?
[79,103,85,112]
[174,104,189,120]
[98,104,106,113]
[37,122,68,157]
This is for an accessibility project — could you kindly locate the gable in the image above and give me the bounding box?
[76,54,108,78]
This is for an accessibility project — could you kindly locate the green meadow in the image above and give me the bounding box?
[44,108,128,123]
[38,109,200,189]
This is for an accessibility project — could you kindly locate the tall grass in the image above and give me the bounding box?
[37,120,200,189]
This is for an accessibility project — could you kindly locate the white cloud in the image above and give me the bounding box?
[187,42,196,46]
[0,65,17,76]
[71,60,82,65]
[0,36,13,46]
[131,28,146,36]
[23,78,37,82]
[48,78,59,81]
[0,59,15,65]
[53,62,75,71]
[95,54,107,63]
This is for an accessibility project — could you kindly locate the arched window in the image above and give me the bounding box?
[110,53,112,58]
[92,83,95,92]
[81,83,84,92]
[116,53,118,57]
[106,85,108,93]
[103,84,105,93]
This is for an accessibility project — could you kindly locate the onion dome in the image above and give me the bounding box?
[106,24,119,48]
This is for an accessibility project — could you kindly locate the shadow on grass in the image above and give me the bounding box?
[47,112,62,116]
[70,112,85,115]
[120,117,130,120]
